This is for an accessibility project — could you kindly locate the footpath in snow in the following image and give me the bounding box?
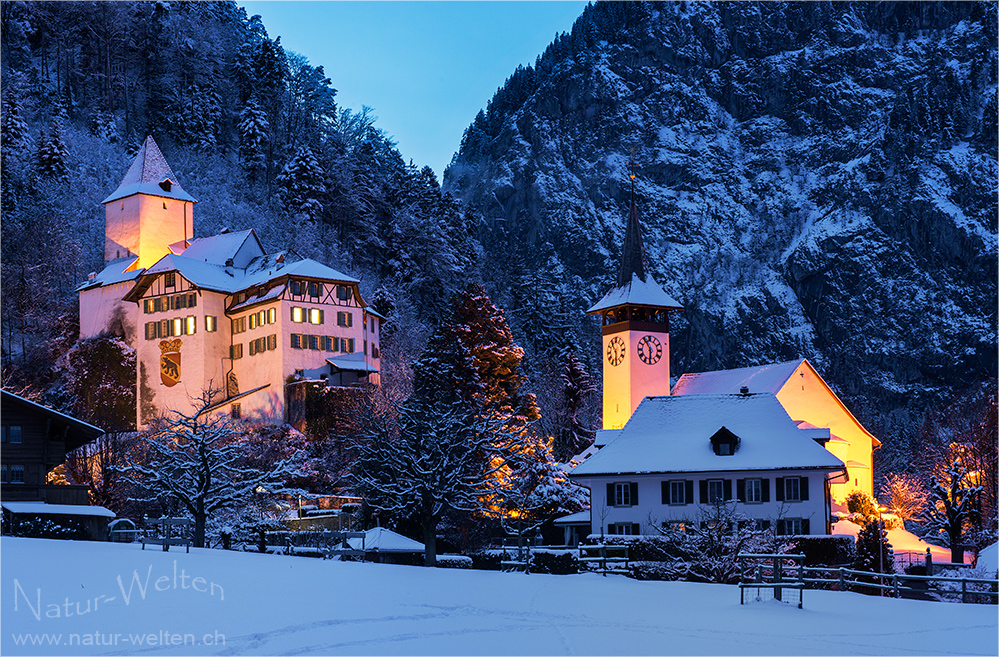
[2,537,997,656]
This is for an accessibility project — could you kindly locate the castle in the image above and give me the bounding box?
[78,137,382,426]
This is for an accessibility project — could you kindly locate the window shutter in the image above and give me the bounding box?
[699,480,708,504]
[775,477,784,502]
[802,518,810,535]
[762,478,770,502]
[189,293,197,307]
[661,481,669,505]
[736,479,745,503]
[630,482,638,505]
[606,483,615,507]
[685,480,694,505]
[723,479,732,501]
[776,519,785,535]
[319,309,324,324]
[800,476,809,500]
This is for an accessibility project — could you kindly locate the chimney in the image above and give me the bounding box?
[740,386,750,395]
[225,258,234,267]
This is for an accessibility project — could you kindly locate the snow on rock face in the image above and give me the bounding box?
[445,2,997,453]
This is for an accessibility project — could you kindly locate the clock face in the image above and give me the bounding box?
[607,336,626,366]
[637,335,663,365]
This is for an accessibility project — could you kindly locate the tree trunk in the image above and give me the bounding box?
[194,501,206,548]
[422,519,437,567]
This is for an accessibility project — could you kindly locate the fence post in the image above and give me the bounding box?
[839,567,845,592]
[893,573,899,598]
[961,578,967,604]
[925,548,932,576]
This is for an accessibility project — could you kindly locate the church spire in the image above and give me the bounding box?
[617,164,649,287]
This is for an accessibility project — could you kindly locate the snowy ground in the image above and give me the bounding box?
[2,537,996,656]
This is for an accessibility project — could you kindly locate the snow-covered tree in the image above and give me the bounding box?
[34,120,70,183]
[121,391,300,547]
[238,98,269,181]
[554,351,597,461]
[853,519,894,595]
[276,145,325,221]
[348,397,517,566]
[61,333,136,433]
[922,451,982,563]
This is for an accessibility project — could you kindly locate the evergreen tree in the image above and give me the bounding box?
[238,98,269,181]
[34,120,70,183]
[554,351,597,461]
[853,519,895,595]
[276,145,326,221]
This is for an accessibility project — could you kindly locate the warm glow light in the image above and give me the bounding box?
[292,307,304,323]
[309,308,321,324]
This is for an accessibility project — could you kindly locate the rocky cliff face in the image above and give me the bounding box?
[444,1,997,459]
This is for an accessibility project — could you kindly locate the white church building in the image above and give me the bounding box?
[78,137,382,426]
[570,185,878,537]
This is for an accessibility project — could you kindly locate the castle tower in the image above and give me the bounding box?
[102,136,197,270]
[587,174,682,430]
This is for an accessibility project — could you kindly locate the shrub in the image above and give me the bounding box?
[791,535,856,566]
[468,551,504,570]
[630,560,688,581]
[436,554,473,569]
[846,491,880,527]
[530,551,578,574]
[2,516,89,540]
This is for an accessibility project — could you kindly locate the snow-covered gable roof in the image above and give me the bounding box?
[570,393,844,477]
[672,359,802,396]
[125,240,360,300]
[102,136,197,204]
[180,229,263,268]
[76,256,142,291]
[587,273,684,313]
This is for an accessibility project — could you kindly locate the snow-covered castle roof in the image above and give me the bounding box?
[102,136,197,204]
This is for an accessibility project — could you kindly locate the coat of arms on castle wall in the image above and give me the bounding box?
[159,339,182,387]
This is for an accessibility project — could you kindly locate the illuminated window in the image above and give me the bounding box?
[172,318,183,336]
[291,307,305,323]
[342,337,355,353]
[185,316,197,335]
[249,313,257,330]
[268,308,277,324]
[206,316,217,332]
[309,308,323,325]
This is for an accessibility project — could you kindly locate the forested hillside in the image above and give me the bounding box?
[1,1,479,408]
[444,1,998,474]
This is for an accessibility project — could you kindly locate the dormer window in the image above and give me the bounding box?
[159,179,172,192]
[710,426,740,456]
[164,272,176,288]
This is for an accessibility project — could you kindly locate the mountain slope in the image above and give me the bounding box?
[444,1,997,460]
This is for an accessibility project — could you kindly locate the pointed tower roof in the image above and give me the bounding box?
[102,136,197,204]
[587,176,682,314]
[617,195,649,287]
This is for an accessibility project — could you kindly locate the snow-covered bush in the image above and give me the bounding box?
[2,515,88,540]
[530,551,578,575]
[846,491,880,527]
[468,551,504,570]
[791,535,856,566]
[436,554,473,569]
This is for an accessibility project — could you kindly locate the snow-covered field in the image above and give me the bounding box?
[2,537,996,656]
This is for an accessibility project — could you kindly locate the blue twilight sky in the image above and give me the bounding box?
[239,1,590,181]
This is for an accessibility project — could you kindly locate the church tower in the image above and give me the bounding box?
[102,136,197,270]
[587,172,683,430]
